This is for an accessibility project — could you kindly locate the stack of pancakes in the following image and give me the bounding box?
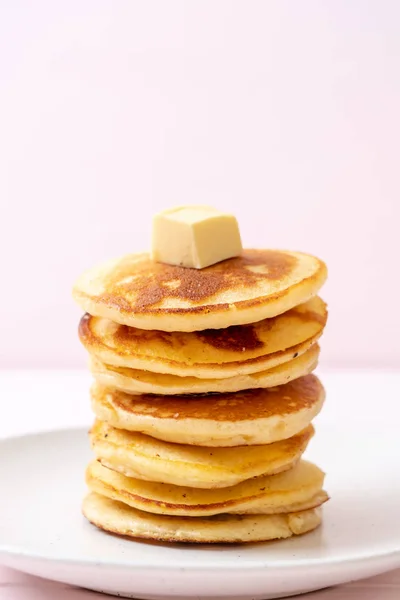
[73,249,329,543]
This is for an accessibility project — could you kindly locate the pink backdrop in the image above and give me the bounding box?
[0,1,398,369]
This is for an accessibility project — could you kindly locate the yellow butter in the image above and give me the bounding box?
[151,206,243,269]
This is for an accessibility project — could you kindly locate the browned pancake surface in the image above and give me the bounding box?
[79,297,327,372]
[93,250,297,314]
[92,374,323,422]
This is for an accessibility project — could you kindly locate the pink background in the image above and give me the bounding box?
[0,1,398,369]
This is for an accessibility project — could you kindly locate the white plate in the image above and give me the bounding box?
[0,413,400,600]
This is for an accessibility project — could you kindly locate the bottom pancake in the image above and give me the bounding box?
[83,492,323,544]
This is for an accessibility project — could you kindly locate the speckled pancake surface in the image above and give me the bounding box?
[86,459,328,517]
[90,374,325,446]
[73,250,327,331]
[83,492,323,543]
[90,343,319,396]
[90,420,314,488]
[80,297,326,378]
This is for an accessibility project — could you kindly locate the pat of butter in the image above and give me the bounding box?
[151,206,243,269]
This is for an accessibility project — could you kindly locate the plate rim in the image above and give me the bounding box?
[1,544,400,572]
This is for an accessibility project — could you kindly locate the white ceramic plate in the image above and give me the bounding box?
[0,416,400,600]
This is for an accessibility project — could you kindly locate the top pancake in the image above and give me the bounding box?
[73,249,327,331]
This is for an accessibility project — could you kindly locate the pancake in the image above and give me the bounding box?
[80,297,327,378]
[90,343,319,396]
[90,374,325,446]
[90,420,314,488]
[73,249,327,331]
[83,492,323,543]
[86,459,328,517]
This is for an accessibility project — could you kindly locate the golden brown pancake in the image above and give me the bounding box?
[90,343,319,395]
[83,492,323,543]
[86,459,328,517]
[73,249,327,331]
[80,297,327,378]
[90,420,314,488]
[90,374,325,446]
